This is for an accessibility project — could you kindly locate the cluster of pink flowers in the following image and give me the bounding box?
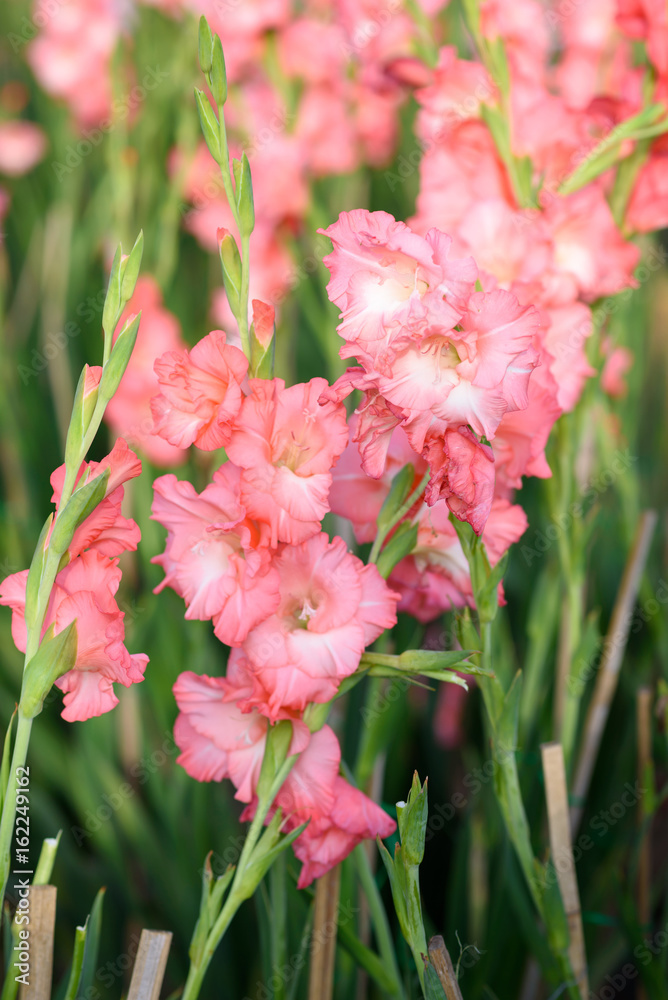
[149,329,400,884]
[0,433,148,722]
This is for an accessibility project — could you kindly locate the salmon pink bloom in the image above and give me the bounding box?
[601,344,633,398]
[0,551,147,722]
[226,378,349,547]
[320,210,477,365]
[241,533,400,719]
[152,464,279,647]
[389,499,528,621]
[151,330,248,450]
[0,121,47,176]
[49,437,142,559]
[422,426,495,533]
[173,666,310,797]
[259,725,396,888]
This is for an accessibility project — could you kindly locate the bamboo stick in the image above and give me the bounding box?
[541,742,588,997]
[126,930,172,1000]
[570,510,657,835]
[428,936,464,1000]
[308,864,341,1000]
[18,885,57,1000]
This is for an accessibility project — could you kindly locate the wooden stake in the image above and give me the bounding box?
[127,930,172,1000]
[428,936,464,1000]
[570,510,657,836]
[308,864,341,1000]
[636,687,653,1000]
[541,742,588,997]
[18,885,57,1000]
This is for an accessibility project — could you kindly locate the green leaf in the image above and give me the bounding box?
[20,622,78,719]
[77,888,105,997]
[62,922,87,1000]
[0,709,16,818]
[377,464,416,535]
[33,832,61,885]
[64,366,99,472]
[423,963,448,1000]
[195,87,221,162]
[240,819,309,901]
[376,521,418,580]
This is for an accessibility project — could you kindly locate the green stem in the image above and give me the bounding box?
[354,845,406,999]
[0,712,33,909]
[269,852,288,1000]
[369,470,430,565]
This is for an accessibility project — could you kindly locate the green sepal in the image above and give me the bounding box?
[235,152,255,237]
[120,230,144,303]
[24,513,53,630]
[102,245,123,339]
[49,469,110,556]
[396,772,428,867]
[195,87,221,163]
[376,521,418,580]
[210,33,227,106]
[98,314,141,403]
[239,813,309,902]
[190,852,235,963]
[64,366,99,472]
[198,16,214,75]
[219,231,243,316]
[497,670,522,753]
[20,622,78,718]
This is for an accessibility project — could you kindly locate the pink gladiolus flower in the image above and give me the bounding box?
[265,725,396,888]
[49,436,142,559]
[422,426,495,534]
[226,378,349,546]
[601,344,633,398]
[173,667,310,797]
[105,277,189,467]
[319,210,477,365]
[151,329,248,450]
[152,464,280,646]
[27,0,122,128]
[0,121,47,176]
[0,550,147,722]
[241,533,400,719]
[389,499,528,621]
[626,136,668,233]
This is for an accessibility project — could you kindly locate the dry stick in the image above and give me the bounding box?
[570,510,658,837]
[636,687,653,1000]
[18,885,57,1000]
[427,936,464,1000]
[126,930,173,1000]
[541,743,588,998]
[553,591,572,740]
[307,864,341,1000]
